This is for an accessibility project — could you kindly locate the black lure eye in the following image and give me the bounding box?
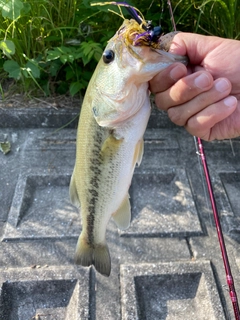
[102,49,115,64]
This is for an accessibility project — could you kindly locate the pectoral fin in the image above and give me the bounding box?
[133,138,144,167]
[69,169,81,208]
[112,194,131,230]
[101,134,123,156]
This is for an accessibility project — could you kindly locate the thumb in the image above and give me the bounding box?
[169,32,223,65]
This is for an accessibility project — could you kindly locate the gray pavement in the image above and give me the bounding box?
[0,105,240,319]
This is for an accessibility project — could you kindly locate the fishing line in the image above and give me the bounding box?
[166,1,240,318]
[167,0,176,31]
[159,0,164,27]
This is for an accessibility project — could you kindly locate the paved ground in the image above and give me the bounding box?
[1,104,240,319]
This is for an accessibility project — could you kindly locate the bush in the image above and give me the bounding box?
[0,0,120,97]
[0,0,239,97]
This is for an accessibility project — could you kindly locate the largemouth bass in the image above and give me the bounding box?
[70,19,187,276]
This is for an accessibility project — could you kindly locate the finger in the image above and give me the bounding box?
[155,71,213,111]
[186,96,237,140]
[149,63,187,94]
[194,66,205,73]
[167,78,232,126]
[209,101,240,140]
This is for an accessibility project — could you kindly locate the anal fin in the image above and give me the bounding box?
[112,194,131,230]
[133,138,144,167]
[69,169,81,208]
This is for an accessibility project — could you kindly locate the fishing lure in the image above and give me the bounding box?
[92,2,163,48]
[124,5,162,43]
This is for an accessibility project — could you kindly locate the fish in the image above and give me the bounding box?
[70,18,188,277]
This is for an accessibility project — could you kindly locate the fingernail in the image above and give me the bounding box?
[215,79,230,92]
[170,65,185,81]
[224,96,237,108]
[194,73,211,89]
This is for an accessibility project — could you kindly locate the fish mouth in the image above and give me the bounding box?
[152,47,189,65]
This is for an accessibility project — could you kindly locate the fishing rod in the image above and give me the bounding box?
[166,0,240,318]
[194,137,240,319]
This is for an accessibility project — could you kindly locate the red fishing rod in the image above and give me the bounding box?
[194,137,240,319]
[166,0,240,318]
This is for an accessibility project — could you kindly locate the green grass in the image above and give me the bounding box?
[173,0,240,39]
[0,0,240,98]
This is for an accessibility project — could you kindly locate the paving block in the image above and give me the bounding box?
[141,129,181,169]
[18,129,76,173]
[199,169,240,238]
[0,107,79,129]
[1,106,240,319]
[220,171,240,214]
[0,266,91,320]
[119,238,190,263]
[3,173,80,240]
[0,240,77,268]
[120,261,226,320]
[218,171,240,233]
[122,168,202,237]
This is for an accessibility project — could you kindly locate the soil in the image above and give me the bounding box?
[0,93,82,109]
[0,79,82,109]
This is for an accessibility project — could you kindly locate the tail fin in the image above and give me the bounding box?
[74,234,111,277]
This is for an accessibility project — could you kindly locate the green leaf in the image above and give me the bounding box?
[0,58,4,69]
[46,49,62,62]
[21,2,31,15]
[48,60,62,77]
[70,82,82,96]
[81,54,89,66]
[80,41,103,65]
[0,40,15,57]
[81,42,92,56]
[3,60,21,79]
[59,54,69,64]
[0,141,11,155]
[47,47,76,64]
[93,47,103,62]
[65,66,75,81]
[25,60,40,78]
[57,81,68,94]
[0,0,24,20]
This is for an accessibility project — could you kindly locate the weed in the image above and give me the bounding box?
[172,0,240,39]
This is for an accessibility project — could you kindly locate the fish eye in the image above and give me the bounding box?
[102,49,115,64]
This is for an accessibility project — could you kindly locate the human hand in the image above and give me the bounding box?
[150,33,240,140]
